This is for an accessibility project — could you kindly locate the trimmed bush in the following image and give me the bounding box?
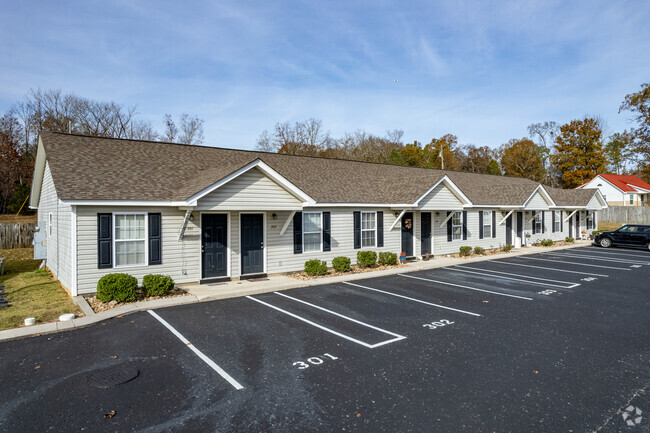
[378,252,398,266]
[332,256,351,272]
[304,259,328,276]
[565,236,575,243]
[473,246,485,255]
[501,244,513,252]
[143,274,175,297]
[459,246,472,257]
[357,251,377,267]
[96,273,139,303]
[540,239,554,247]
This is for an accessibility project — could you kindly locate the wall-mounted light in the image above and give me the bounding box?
[394,211,400,217]
[189,213,194,221]
[272,213,278,220]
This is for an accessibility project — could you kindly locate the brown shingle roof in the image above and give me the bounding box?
[546,187,597,206]
[40,132,591,206]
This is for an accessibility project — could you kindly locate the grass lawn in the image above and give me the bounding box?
[0,214,37,223]
[0,247,81,331]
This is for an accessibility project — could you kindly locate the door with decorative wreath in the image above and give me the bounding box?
[401,212,414,258]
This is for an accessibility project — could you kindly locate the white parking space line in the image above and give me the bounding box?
[499,261,609,277]
[148,310,244,390]
[341,281,481,317]
[246,295,406,349]
[520,256,631,270]
[542,252,650,265]
[447,267,579,288]
[397,273,533,300]
[451,265,580,288]
[575,248,649,259]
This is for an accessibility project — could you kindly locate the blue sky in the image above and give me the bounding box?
[1,0,649,150]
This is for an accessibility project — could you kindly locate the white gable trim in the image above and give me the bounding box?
[185,159,315,206]
[523,185,556,208]
[29,138,47,209]
[628,184,650,193]
[412,175,473,207]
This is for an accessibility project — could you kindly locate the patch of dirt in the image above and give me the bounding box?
[0,214,37,223]
[84,287,190,313]
[288,263,407,280]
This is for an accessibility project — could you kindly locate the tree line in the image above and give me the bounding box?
[0,89,205,214]
[256,83,650,190]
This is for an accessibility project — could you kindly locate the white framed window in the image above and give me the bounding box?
[554,211,561,232]
[482,211,492,237]
[48,213,53,237]
[586,212,594,230]
[452,211,463,240]
[302,211,322,253]
[114,213,147,267]
[534,212,542,233]
[361,211,377,247]
[602,194,606,201]
[629,194,634,205]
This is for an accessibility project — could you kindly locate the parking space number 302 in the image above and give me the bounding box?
[423,319,455,329]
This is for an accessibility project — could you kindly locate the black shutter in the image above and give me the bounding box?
[560,211,563,232]
[377,211,384,247]
[148,213,162,265]
[552,211,556,233]
[492,211,496,238]
[293,212,302,254]
[322,212,331,252]
[478,211,484,239]
[532,211,536,234]
[542,211,546,233]
[98,213,112,269]
[462,211,467,240]
[447,211,452,242]
[353,211,361,249]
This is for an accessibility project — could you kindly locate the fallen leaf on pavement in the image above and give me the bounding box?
[34,366,40,370]
[110,355,118,359]
[104,410,116,418]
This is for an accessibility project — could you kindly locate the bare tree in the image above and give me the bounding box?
[178,113,205,145]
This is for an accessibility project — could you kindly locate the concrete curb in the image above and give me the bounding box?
[0,241,591,342]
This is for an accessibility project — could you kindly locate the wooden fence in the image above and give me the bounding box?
[597,207,650,225]
[0,223,37,249]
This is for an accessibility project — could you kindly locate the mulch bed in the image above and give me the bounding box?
[288,263,407,280]
[84,288,190,313]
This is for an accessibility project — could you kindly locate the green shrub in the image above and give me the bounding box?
[304,259,328,276]
[96,273,139,303]
[378,252,398,266]
[540,239,554,247]
[357,251,377,267]
[565,236,575,243]
[332,256,351,272]
[459,246,472,257]
[501,244,513,252]
[143,274,175,297]
[473,246,485,255]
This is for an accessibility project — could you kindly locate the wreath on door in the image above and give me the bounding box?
[404,218,412,229]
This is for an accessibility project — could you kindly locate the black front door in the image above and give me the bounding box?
[506,213,513,245]
[516,212,523,240]
[575,213,580,238]
[202,214,228,279]
[569,214,573,238]
[241,214,264,276]
[420,212,432,256]
[401,212,414,257]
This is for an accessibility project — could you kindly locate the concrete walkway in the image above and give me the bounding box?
[0,241,591,341]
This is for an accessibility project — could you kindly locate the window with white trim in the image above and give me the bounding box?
[554,211,561,232]
[452,211,462,240]
[114,213,146,266]
[302,211,322,253]
[48,213,53,237]
[586,212,594,230]
[361,211,377,247]
[482,211,492,237]
[629,194,634,205]
[534,212,542,233]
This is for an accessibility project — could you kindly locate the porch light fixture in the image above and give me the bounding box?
[394,211,400,217]
[272,213,278,220]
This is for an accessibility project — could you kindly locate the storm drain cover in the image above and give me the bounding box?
[88,365,140,388]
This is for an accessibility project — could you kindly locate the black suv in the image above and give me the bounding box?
[593,224,650,251]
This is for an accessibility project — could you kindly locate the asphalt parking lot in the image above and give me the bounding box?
[1,246,649,432]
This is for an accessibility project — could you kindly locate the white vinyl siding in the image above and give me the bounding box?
[196,168,303,211]
[525,191,551,210]
[76,206,200,294]
[302,211,322,253]
[417,182,464,210]
[37,162,72,291]
[452,212,462,240]
[361,211,377,248]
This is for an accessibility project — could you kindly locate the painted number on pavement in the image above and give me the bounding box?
[581,277,597,281]
[423,319,455,329]
[293,353,339,370]
[538,289,557,295]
